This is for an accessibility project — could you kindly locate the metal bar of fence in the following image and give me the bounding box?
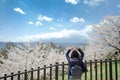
[115,58,118,80]
[44,65,46,80]
[90,60,92,80]
[4,74,7,80]
[37,67,40,80]
[100,59,103,80]
[24,70,27,80]
[62,62,64,80]
[105,59,108,80]
[18,71,20,80]
[118,59,120,80]
[31,68,33,80]
[50,64,52,80]
[109,59,113,80]
[84,60,87,80]
[11,73,14,80]
[0,63,67,79]
[0,59,120,80]
[55,62,58,80]
[95,59,97,80]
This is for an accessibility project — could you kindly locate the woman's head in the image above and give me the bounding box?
[71,50,80,58]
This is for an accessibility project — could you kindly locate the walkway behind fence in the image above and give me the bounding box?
[0,59,120,80]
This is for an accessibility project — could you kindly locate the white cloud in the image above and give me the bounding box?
[70,17,85,23]
[81,25,93,37]
[16,26,92,42]
[13,7,26,14]
[28,15,53,26]
[28,21,34,25]
[37,15,53,22]
[49,27,56,30]
[35,21,43,26]
[117,4,120,8]
[65,0,79,5]
[16,29,81,41]
[84,0,105,6]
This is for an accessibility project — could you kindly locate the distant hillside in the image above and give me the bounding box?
[55,42,87,48]
[0,42,6,50]
[0,41,87,51]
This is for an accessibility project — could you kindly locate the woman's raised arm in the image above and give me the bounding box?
[77,48,84,60]
[65,49,71,62]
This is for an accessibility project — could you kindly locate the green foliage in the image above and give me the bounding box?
[49,42,57,49]
[0,49,8,59]
[5,42,16,49]
[104,52,114,59]
[104,52,120,59]
[59,61,120,80]
[0,42,16,59]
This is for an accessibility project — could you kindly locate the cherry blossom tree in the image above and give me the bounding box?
[0,42,66,77]
[84,16,120,60]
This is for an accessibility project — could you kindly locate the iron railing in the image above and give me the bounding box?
[0,59,120,80]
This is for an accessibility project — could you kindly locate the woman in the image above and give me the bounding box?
[66,47,87,80]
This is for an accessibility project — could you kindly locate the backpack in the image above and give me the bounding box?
[70,58,83,79]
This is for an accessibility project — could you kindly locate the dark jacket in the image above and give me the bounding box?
[66,48,87,76]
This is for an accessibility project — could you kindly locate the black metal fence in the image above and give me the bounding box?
[0,59,120,80]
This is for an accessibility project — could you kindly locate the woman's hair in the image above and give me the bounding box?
[71,50,80,58]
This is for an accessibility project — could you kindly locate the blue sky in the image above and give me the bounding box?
[0,0,120,43]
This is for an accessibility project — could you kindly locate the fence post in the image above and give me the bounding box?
[18,71,20,80]
[90,60,92,80]
[11,73,14,80]
[115,58,118,80]
[109,59,113,80]
[50,64,52,80]
[95,59,97,80]
[31,68,33,80]
[44,65,46,80]
[55,62,58,80]
[4,74,7,80]
[62,62,64,80]
[24,70,27,80]
[100,59,103,80]
[84,60,87,80]
[105,59,108,80]
[37,67,40,80]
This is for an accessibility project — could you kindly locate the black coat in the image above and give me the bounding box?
[66,49,87,76]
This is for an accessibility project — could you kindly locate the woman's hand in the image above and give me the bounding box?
[72,47,78,50]
[68,46,80,51]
